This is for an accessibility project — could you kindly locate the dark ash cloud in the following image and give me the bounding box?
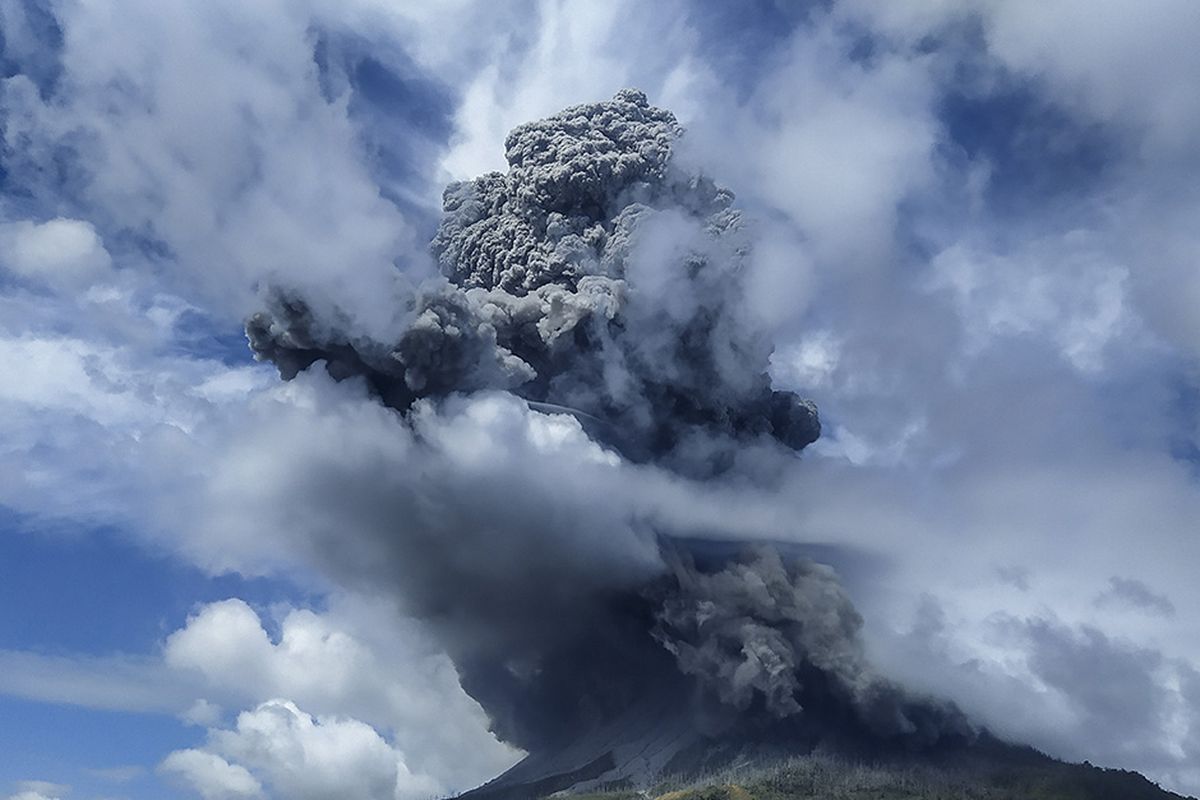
[245,90,967,782]
[248,89,819,476]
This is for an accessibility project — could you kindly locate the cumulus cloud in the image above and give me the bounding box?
[205,700,439,800]
[0,218,111,288]
[0,592,516,796]
[160,750,264,800]
[163,597,516,789]
[843,0,1200,154]
[163,697,449,800]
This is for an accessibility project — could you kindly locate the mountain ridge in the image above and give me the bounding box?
[459,733,1196,800]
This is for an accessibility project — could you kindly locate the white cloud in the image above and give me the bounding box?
[0,218,112,288]
[180,699,225,728]
[0,336,180,428]
[4,782,69,800]
[165,601,278,691]
[0,648,191,713]
[163,698,449,800]
[771,332,841,391]
[440,0,699,180]
[0,329,269,530]
[0,591,515,797]
[205,699,440,800]
[842,0,1200,155]
[778,446,1200,787]
[159,749,264,800]
[927,236,1136,372]
[753,43,938,266]
[980,1,1200,154]
[162,595,517,793]
[3,0,426,337]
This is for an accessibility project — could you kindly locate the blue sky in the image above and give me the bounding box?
[2,1,1200,798]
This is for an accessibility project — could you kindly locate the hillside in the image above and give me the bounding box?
[554,746,1194,800]
[457,727,1195,800]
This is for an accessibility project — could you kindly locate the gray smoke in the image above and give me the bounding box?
[247,89,819,475]
[654,545,965,745]
[656,547,869,719]
[246,90,966,761]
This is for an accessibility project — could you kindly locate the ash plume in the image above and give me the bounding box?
[246,90,968,780]
[655,547,873,720]
[247,88,819,474]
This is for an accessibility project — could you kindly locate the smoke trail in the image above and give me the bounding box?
[246,90,967,776]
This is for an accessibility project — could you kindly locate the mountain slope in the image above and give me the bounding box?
[452,540,1192,800]
[492,742,1193,800]
[458,730,1195,800]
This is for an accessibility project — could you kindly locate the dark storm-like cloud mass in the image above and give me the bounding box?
[1095,577,1177,618]
[246,90,961,759]
[248,89,819,475]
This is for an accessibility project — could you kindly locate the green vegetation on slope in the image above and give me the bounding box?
[555,751,1194,800]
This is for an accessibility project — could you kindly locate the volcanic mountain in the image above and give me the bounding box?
[456,544,1192,800]
[245,91,1191,800]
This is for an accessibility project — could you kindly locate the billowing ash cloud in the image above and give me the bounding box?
[656,547,874,719]
[653,546,963,745]
[246,90,966,779]
[247,89,818,474]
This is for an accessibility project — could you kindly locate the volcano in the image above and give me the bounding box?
[453,537,961,799]
[462,740,1194,800]
[453,541,1193,800]
[461,683,1189,800]
[244,90,1194,800]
